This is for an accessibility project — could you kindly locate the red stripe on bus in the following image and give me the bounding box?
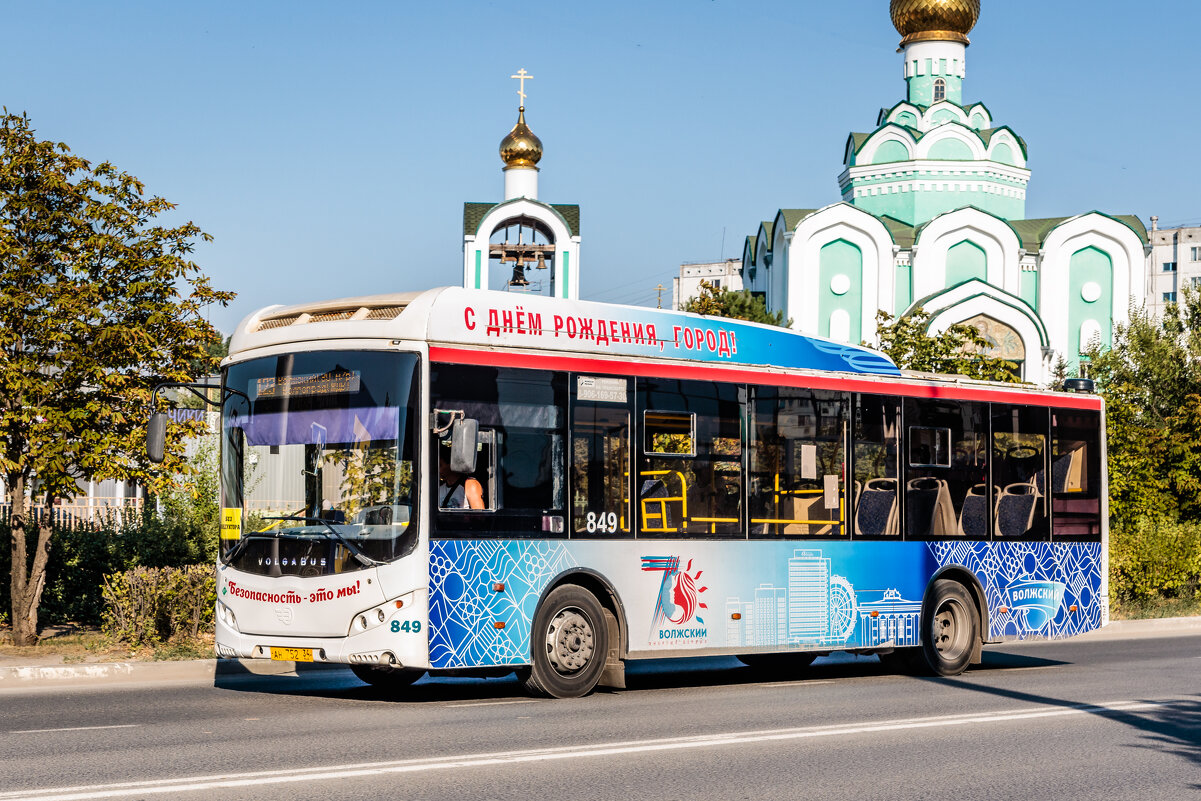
[427,346,1104,410]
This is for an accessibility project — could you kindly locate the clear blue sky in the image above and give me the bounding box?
[7,1,1199,333]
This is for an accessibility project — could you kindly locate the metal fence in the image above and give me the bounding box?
[0,498,145,530]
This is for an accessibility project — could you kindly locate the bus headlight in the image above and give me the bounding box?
[217,601,239,633]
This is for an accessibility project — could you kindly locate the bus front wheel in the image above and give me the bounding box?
[920,579,978,677]
[525,584,609,699]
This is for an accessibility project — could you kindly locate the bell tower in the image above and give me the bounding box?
[461,69,582,299]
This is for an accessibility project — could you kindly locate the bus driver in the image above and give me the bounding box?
[437,448,485,510]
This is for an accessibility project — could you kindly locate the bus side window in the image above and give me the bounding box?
[429,364,566,537]
[851,394,901,538]
[991,404,1048,540]
[749,386,847,538]
[902,399,987,540]
[637,378,743,538]
[1050,409,1102,540]
[571,375,632,538]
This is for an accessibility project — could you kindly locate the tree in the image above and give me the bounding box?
[180,333,229,409]
[874,308,1020,383]
[682,280,792,327]
[0,112,232,644]
[1085,291,1201,526]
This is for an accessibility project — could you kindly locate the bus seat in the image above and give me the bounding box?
[1038,446,1084,495]
[956,483,993,538]
[995,482,1038,538]
[905,477,953,538]
[854,478,898,537]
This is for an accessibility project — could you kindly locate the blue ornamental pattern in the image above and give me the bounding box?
[428,540,578,668]
[809,337,897,374]
[928,542,1103,639]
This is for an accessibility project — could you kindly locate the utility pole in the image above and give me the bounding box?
[654,283,666,309]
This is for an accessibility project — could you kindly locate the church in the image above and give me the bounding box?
[739,0,1147,383]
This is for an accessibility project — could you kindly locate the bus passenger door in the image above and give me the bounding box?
[570,375,632,537]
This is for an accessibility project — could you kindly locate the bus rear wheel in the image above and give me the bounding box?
[350,663,424,689]
[524,584,609,699]
[920,579,978,677]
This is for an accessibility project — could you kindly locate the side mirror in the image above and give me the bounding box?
[449,418,478,474]
[147,412,167,463]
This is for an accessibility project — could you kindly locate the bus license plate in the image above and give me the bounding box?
[270,647,313,662]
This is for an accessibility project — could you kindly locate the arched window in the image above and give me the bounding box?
[933,78,946,102]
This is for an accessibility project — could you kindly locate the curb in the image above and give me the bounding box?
[1074,615,1201,641]
[2,617,1198,687]
[0,657,348,687]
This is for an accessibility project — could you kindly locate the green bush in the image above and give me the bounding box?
[1110,516,1201,603]
[3,440,222,628]
[101,564,215,647]
[2,506,218,628]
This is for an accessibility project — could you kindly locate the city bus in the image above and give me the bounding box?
[203,286,1106,698]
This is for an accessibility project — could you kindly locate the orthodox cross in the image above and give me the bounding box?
[510,68,533,106]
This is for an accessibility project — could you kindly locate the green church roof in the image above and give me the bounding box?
[1007,217,1070,250]
[555,204,581,237]
[778,209,818,232]
[1114,214,1149,241]
[758,220,775,244]
[1008,213,1148,249]
[463,202,494,236]
[849,120,1027,165]
[462,200,581,237]
[877,215,916,248]
[744,207,1146,268]
[976,126,1029,158]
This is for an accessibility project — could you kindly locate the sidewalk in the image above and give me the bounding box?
[2,616,1198,687]
[0,652,346,687]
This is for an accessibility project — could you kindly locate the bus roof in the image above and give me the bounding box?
[228,287,1102,409]
[229,286,900,377]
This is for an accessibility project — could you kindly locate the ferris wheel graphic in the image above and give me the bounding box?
[828,575,858,641]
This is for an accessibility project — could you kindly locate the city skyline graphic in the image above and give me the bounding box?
[724,549,862,649]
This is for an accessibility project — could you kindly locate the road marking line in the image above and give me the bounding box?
[444,699,546,708]
[0,699,1177,801]
[754,680,835,688]
[10,724,139,735]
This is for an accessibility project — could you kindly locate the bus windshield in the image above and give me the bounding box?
[220,350,420,573]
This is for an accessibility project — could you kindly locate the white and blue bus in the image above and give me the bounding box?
[209,287,1106,697]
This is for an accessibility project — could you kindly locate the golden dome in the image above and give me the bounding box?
[499,107,542,169]
[890,0,980,47]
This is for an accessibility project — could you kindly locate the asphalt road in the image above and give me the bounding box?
[1,632,1198,801]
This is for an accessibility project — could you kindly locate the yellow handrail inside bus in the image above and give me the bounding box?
[639,469,688,533]
[747,473,845,535]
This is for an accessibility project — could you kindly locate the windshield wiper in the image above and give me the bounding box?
[222,526,293,565]
[258,514,383,567]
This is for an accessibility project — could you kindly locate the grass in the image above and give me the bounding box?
[1111,596,1201,620]
[150,638,215,661]
[0,627,132,663]
[0,625,214,663]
